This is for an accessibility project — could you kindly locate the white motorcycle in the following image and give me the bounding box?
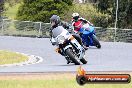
[51,26,87,65]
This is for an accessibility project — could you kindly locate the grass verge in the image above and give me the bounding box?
[0,50,28,65]
[4,3,21,19]
[0,73,131,88]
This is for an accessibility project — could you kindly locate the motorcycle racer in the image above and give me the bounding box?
[50,15,88,50]
[71,12,93,32]
[49,15,87,64]
[71,13,101,48]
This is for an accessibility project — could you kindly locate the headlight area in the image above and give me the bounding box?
[57,36,65,44]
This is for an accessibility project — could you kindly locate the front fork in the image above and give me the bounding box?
[55,48,71,63]
[55,45,65,56]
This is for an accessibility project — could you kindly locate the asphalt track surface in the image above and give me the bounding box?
[0,36,132,72]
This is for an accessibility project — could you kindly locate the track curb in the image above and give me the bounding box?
[0,52,43,67]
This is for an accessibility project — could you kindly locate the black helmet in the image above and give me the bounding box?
[50,15,60,26]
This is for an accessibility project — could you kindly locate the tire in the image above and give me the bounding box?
[80,58,87,64]
[92,35,101,49]
[65,48,80,65]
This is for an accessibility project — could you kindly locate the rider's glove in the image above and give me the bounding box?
[50,38,56,46]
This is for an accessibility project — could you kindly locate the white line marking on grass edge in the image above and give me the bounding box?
[0,52,43,67]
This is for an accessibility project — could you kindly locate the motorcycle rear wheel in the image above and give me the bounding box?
[92,35,101,48]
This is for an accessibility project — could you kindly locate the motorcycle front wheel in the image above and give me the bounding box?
[65,48,80,65]
[80,58,87,64]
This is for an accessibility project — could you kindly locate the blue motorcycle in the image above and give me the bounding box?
[79,24,101,49]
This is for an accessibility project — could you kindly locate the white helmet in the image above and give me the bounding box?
[72,13,79,18]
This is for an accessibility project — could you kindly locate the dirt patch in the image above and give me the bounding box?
[0,73,75,80]
[0,72,131,80]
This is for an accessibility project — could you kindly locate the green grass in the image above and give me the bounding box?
[0,77,131,88]
[2,28,41,37]
[0,50,28,65]
[4,3,21,19]
[63,3,109,22]
[1,3,44,37]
